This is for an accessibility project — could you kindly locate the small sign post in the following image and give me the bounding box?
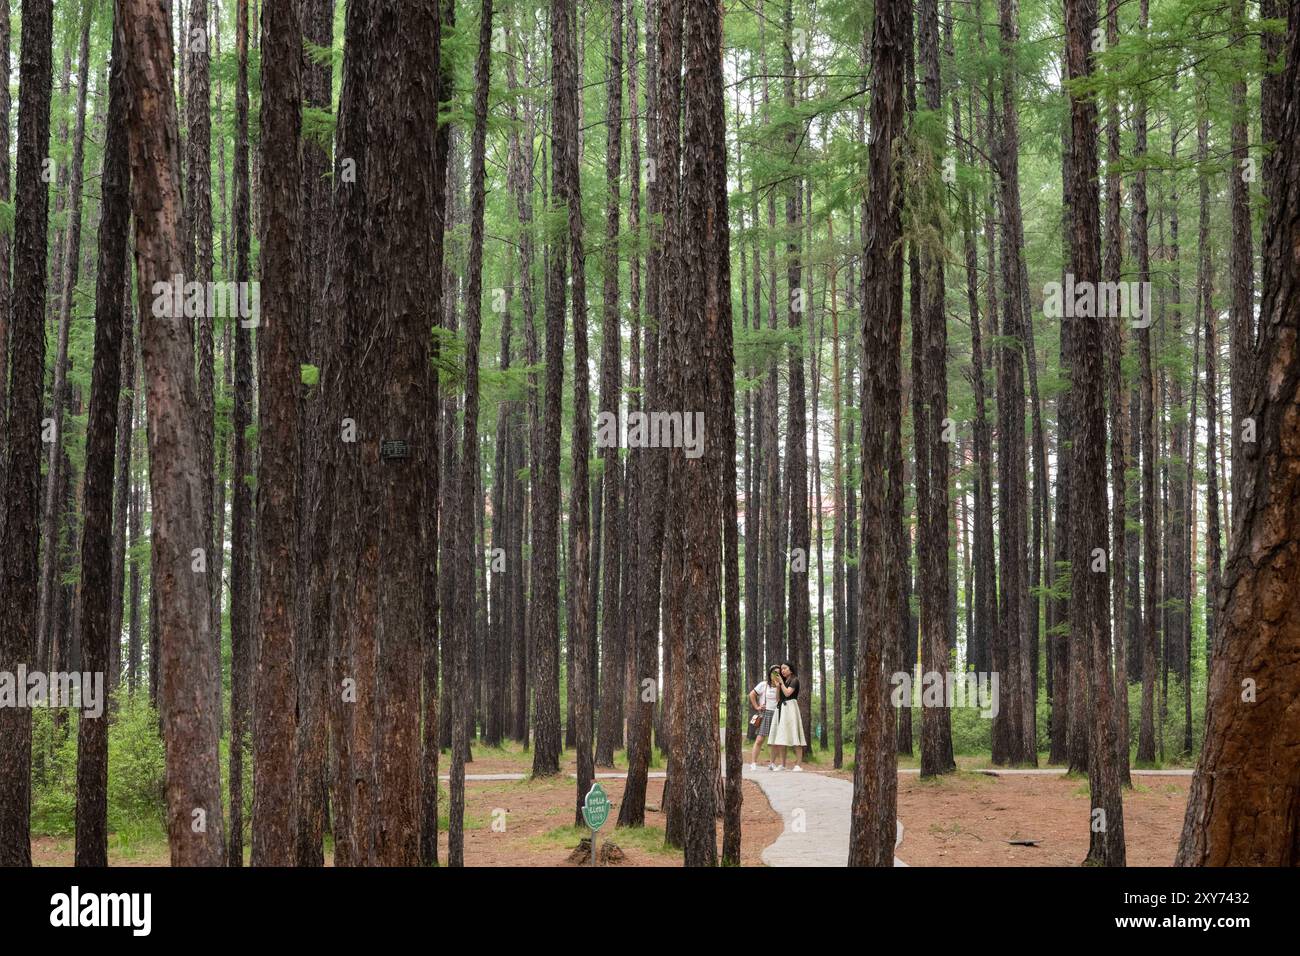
[581,781,610,867]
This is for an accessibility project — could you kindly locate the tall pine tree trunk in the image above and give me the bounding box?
[848,0,905,868]
[595,0,625,769]
[250,0,305,866]
[227,0,254,868]
[916,0,956,777]
[0,0,53,865]
[37,3,93,672]
[1065,0,1126,865]
[74,8,131,868]
[451,0,493,865]
[0,0,12,492]
[293,0,335,866]
[679,0,729,864]
[531,0,571,779]
[1103,0,1131,786]
[1135,0,1158,765]
[121,0,227,865]
[1177,7,1299,864]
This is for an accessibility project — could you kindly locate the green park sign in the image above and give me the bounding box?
[582,781,610,831]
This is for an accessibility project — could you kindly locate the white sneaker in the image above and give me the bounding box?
[773,765,784,772]
[748,763,757,772]
[792,765,803,773]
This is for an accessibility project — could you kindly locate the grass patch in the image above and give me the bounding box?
[529,823,679,857]
[475,775,562,795]
[911,769,998,790]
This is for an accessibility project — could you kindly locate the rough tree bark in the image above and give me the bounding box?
[367,0,439,867]
[1177,6,1299,865]
[185,0,218,719]
[618,0,669,828]
[250,0,304,867]
[0,0,12,488]
[1065,0,1126,866]
[915,0,956,777]
[1226,0,1255,513]
[227,0,254,868]
[36,2,93,673]
[848,0,905,868]
[595,0,625,769]
[121,0,226,865]
[552,0,595,829]
[451,0,493,866]
[74,7,131,868]
[293,0,335,869]
[531,0,570,779]
[1135,0,1158,766]
[1103,0,1132,787]
[994,0,1030,766]
[680,0,728,866]
[782,0,813,755]
[0,0,53,867]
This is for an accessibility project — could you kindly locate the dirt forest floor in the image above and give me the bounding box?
[30,776,781,867]
[434,776,782,866]
[31,744,1190,865]
[824,768,1190,866]
[902,771,1191,866]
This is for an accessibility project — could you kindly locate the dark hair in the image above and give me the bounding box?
[780,661,797,677]
[767,665,782,685]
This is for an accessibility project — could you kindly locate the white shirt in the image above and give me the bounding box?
[752,681,778,711]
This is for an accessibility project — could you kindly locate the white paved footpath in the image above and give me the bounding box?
[743,767,905,867]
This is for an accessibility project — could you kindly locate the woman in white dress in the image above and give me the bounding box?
[769,661,807,771]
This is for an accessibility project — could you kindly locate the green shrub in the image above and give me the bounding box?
[29,693,167,839]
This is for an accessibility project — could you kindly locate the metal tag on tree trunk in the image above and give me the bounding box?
[381,439,411,461]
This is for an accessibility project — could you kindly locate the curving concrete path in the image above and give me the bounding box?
[450,767,905,865]
[743,766,905,867]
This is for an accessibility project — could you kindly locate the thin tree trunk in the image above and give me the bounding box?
[227,0,254,869]
[37,3,93,673]
[186,0,218,726]
[782,0,813,756]
[505,14,535,747]
[657,0,686,847]
[595,0,625,769]
[1135,0,1158,765]
[450,0,493,865]
[828,221,846,768]
[0,0,14,499]
[1226,0,1255,514]
[1195,72,1222,689]
[618,0,667,827]
[108,288,138,698]
[1103,0,1131,786]
[74,8,131,868]
[994,0,1031,766]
